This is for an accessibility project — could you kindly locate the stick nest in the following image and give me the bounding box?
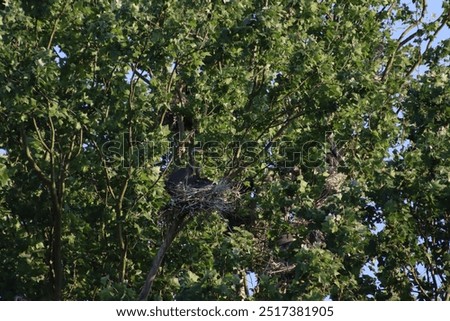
[167,180,241,216]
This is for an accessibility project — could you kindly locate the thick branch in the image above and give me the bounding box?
[138,211,189,300]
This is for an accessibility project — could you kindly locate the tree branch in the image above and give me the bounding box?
[20,127,51,187]
[47,0,71,50]
[381,0,427,82]
[403,13,450,80]
[138,210,190,300]
[32,117,51,153]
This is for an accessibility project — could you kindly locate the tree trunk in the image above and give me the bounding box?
[52,204,63,300]
[50,163,66,301]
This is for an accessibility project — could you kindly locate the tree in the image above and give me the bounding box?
[0,0,449,300]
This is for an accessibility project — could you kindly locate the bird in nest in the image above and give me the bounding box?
[165,166,213,194]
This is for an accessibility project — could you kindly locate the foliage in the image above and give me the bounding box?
[0,0,449,300]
